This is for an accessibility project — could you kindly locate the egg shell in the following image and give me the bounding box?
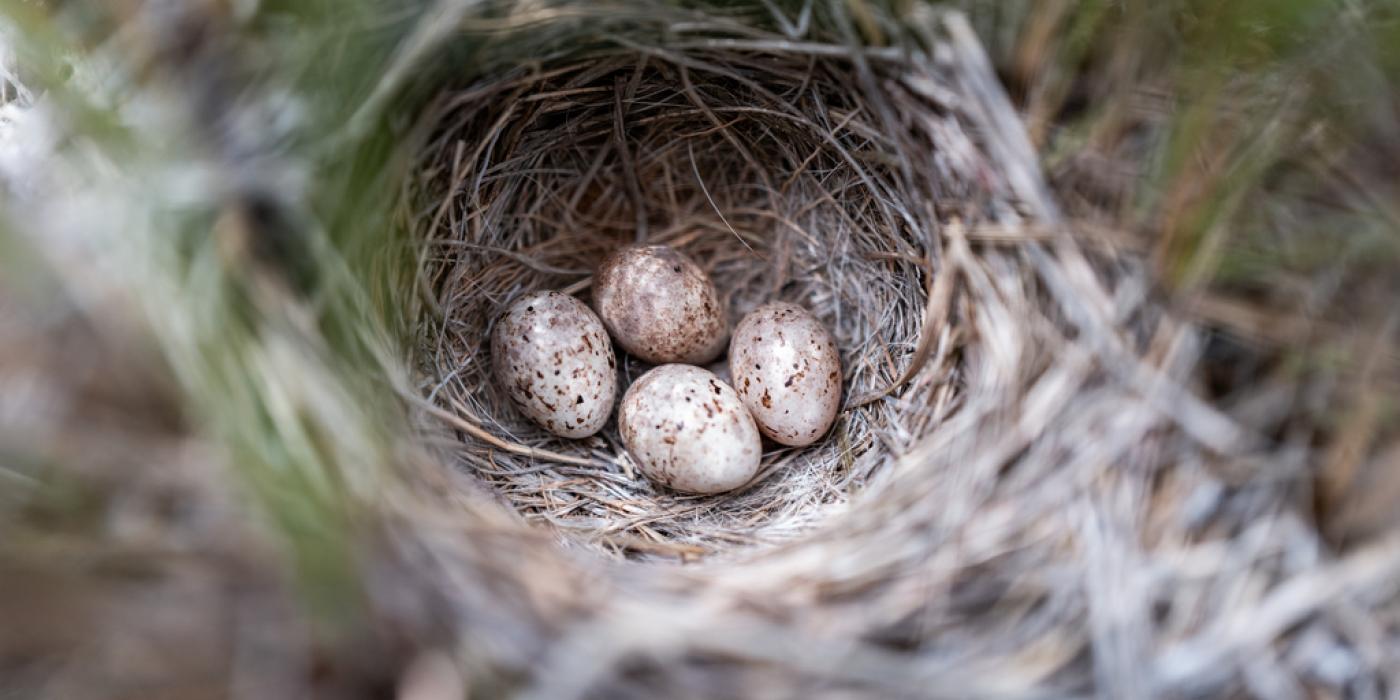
[729,302,842,446]
[593,244,727,365]
[491,291,617,438]
[618,365,762,494]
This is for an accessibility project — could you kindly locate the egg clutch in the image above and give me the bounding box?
[491,244,842,495]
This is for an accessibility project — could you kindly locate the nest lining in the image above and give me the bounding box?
[393,23,1337,697]
[407,39,1000,559]
[5,2,1383,695]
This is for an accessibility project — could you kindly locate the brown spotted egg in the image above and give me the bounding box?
[593,244,727,365]
[491,291,617,438]
[729,302,842,446]
[618,365,762,494]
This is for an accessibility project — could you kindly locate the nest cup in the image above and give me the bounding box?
[409,15,1005,560]
[5,1,1385,696]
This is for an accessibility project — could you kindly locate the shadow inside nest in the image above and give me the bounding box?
[407,42,997,560]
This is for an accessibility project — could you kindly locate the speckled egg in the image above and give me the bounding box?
[491,291,617,438]
[618,365,762,494]
[593,244,727,365]
[729,302,842,446]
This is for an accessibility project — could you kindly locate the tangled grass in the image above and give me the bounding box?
[3,1,1400,698]
[408,35,980,558]
[388,7,1400,697]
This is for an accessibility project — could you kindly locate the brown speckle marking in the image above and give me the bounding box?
[728,301,842,447]
[491,290,618,439]
[617,364,760,494]
[593,244,727,364]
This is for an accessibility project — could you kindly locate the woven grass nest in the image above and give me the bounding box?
[411,13,1020,555]
[391,6,1338,698]
[8,2,1397,698]
[410,22,987,559]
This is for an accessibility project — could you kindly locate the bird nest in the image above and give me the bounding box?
[385,6,1355,699]
[4,1,1388,697]
[407,21,1000,559]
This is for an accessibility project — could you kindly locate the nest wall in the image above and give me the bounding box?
[407,29,1018,559]
[380,10,1368,698]
[6,2,1397,698]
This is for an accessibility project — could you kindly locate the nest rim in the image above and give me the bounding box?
[403,30,994,564]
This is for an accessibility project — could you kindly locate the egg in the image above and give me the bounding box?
[593,244,727,365]
[729,302,842,446]
[491,290,617,438]
[618,364,762,494]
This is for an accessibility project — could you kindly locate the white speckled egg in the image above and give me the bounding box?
[618,365,762,494]
[491,291,617,438]
[593,244,727,365]
[729,302,842,446]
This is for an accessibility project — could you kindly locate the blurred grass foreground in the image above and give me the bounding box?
[1,0,1399,698]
